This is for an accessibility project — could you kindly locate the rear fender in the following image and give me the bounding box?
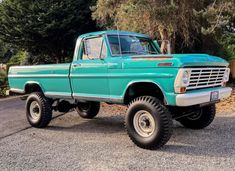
[24,81,44,94]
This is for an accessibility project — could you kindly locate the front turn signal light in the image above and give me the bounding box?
[180,87,186,93]
[175,87,186,93]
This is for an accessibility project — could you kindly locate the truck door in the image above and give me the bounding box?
[70,35,109,100]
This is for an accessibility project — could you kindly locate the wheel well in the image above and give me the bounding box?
[124,82,165,105]
[25,83,43,94]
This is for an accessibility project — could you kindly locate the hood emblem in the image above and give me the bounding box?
[158,62,173,67]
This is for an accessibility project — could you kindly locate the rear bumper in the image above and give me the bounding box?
[9,88,25,95]
[176,87,232,106]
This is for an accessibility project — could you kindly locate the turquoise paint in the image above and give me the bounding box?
[8,30,229,106]
[8,64,71,95]
[70,59,109,97]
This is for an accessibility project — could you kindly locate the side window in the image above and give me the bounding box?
[82,37,106,60]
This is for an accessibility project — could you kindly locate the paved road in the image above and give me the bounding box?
[0,97,235,171]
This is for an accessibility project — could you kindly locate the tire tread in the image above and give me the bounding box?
[26,92,52,128]
[179,104,216,129]
[125,96,173,149]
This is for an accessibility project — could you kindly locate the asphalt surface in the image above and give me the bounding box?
[0,97,235,171]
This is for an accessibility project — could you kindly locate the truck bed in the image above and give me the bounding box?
[8,63,72,98]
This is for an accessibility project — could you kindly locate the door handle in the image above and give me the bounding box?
[72,64,81,68]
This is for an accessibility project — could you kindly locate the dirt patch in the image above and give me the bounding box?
[216,88,235,114]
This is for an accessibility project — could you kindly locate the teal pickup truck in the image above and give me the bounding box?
[8,30,232,149]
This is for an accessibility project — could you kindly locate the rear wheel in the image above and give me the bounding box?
[177,104,216,129]
[125,96,173,149]
[26,92,52,128]
[75,102,100,119]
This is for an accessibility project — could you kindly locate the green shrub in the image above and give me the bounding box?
[7,51,28,66]
[0,69,7,86]
[0,69,7,97]
[219,33,235,60]
[0,87,7,97]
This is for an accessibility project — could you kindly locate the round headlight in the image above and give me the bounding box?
[182,71,190,85]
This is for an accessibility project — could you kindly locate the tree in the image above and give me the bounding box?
[0,40,13,63]
[0,0,98,63]
[7,50,28,66]
[0,40,6,62]
[200,0,235,59]
[93,0,203,52]
[92,0,235,57]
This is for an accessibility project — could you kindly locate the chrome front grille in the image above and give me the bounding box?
[187,67,226,90]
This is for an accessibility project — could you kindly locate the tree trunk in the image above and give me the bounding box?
[171,33,176,54]
[159,28,176,54]
[159,28,169,54]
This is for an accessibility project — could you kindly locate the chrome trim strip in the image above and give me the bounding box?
[10,65,70,69]
[9,73,173,79]
[176,87,232,106]
[189,67,227,70]
[73,38,82,60]
[8,74,68,78]
[44,92,72,99]
[73,94,123,104]
[10,88,25,94]
[70,73,173,78]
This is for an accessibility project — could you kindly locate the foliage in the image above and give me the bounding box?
[93,0,203,49]
[92,0,235,57]
[7,50,28,66]
[0,69,7,86]
[0,87,7,97]
[214,33,235,60]
[200,0,235,35]
[0,0,234,63]
[0,0,98,64]
[199,0,235,59]
[0,40,6,61]
[0,69,7,97]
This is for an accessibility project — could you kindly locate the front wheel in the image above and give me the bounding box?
[177,104,216,129]
[75,102,100,119]
[125,96,173,149]
[26,92,52,128]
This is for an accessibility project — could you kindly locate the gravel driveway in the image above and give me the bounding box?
[0,97,235,171]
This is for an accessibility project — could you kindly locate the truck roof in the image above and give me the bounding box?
[79,30,149,39]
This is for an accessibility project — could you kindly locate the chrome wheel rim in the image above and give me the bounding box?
[29,101,41,121]
[133,110,156,138]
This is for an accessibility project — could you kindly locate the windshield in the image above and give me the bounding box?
[107,35,159,56]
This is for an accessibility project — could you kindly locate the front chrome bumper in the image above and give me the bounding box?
[176,87,232,106]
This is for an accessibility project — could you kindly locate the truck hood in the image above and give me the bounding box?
[123,54,228,68]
